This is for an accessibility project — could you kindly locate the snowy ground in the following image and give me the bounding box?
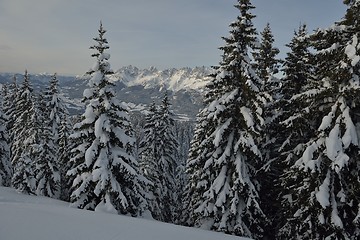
[0,187,248,240]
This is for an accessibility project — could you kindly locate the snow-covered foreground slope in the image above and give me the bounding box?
[0,187,248,240]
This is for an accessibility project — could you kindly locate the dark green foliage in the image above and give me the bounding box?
[252,23,281,92]
[183,1,267,238]
[252,23,282,239]
[139,94,179,222]
[278,2,360,238]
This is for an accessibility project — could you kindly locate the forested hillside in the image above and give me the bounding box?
[1,0,360,239]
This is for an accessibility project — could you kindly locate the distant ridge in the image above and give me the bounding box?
[0,66,213,119]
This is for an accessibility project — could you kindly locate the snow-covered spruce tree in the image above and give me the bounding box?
[0,90,12,187]
[139,94,179,223]
[138,101,161,219]
[3,75,18,145]
[68,22,147,215]
[182,0,267,238]
[33,91,61,198]
[278,2,360,239]
[252,22,281,93]
[156,93,179,222]
[43,73,71,200]
[173,120,194,223]
[139,102,158,175]
[251,22,282,238]
[11,70,36,194]
[275,24,316,171]
[251,22,281,163]
[268,24,316,233]
[58,112,72,201]
[44,73,69,147]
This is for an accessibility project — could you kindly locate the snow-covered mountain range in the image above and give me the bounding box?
[0,66,213,119]
[111,65,211,92]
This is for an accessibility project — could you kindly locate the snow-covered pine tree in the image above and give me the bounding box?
[139,102,158,176]
[156,93,179,222]
[181,106,210,225]
[43,73,71,200]
[44,73,68,146]
[251,23,281,165]
[3,75,18,145]
[138,94,179,223]
[138,101,161,219]
[252,22,281,93]
[11,70,36,194]
[251,22,282,239]
[0,89,12,187]
[58,112,72,201]
[266,24,316,234]
[68,22,147,216]
[173,120,193,223]
[33,91,61,198]
[182,0,267,238]
[275,24,316,174]
[278,2,360,238]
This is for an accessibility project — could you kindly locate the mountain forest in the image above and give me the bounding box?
[1,0,360,239]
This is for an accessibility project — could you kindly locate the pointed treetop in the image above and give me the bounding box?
[86,21,113,88]
[22,70,32,90]
[233,0,257,42]
[90,21,110,56]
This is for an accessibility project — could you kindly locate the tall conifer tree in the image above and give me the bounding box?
[11,70,36,194]
[68,22,147,216]
[0,90,11,186]
[279,2,360,238]
[183,1,266,238]
[139,101,162,219]
[252,23,281,93]
[3,75,18,145]
[34,91,61,198]
[267,25,316,234]
[252,23,282,239]
[43,73,71,200]
[139,94,179,223]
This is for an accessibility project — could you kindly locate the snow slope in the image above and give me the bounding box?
[0,187,248,240]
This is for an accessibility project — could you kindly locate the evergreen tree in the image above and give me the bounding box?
[182,0,266,238]
[173,120,194,223]
[3,75,18,144]
[68,22,147,216]
[34,91,61,198]
[11,70,36,194]
[139,94,179,223]
[0,89,12,186]
[252,22,281,93]
[279,2,360,238]
[138,101,161,219]
[251,22,282,239]
[266,24,316,234]
[58,112,72,201]
[43,73,71,200]
[156,93,179,222]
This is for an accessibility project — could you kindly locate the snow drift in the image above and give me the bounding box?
[0,187,249,240]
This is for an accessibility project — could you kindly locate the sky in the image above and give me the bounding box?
[0,0,348,76]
